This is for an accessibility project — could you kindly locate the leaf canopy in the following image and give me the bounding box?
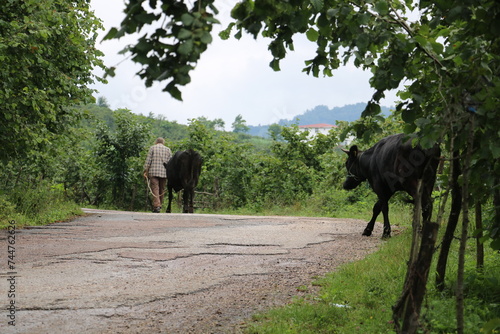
[0,0,105,161]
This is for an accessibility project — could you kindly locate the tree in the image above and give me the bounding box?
[232,114,250,133]
[95,110,150,207]
[267,123,283,140]
[0,0,105,161]
[106,1,500,332]
[97,96,110,108]
[191,116,225,131]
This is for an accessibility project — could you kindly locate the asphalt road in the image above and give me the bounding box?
[1,209,382,333]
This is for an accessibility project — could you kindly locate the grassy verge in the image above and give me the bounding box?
[242,214,500,333]
[0,183,84,229]
[245,231,409,334]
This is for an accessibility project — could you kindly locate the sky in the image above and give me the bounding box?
[89,0,398,129]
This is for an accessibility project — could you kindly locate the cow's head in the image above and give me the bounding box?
[342,145,365,190]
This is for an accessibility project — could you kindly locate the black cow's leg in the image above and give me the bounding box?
[380,200,391,238]
[182,189,189,213]
[188,189,194,213]
[364,200,382,236]
[166,187,173,213]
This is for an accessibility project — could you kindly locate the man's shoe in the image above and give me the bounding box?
[153,207,161,213]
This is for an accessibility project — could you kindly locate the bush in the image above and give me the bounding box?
[3,181,82,228]
[0,194,18,228]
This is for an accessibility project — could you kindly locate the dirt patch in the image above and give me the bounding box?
[1,210,382,333]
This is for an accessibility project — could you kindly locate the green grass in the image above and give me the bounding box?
[241,203,500,334]
[0,183,84,229]
[245,231,410,334]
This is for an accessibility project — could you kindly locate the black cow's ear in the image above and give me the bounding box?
[349,145,358,157]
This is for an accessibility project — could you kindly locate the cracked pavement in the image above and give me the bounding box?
[1,209,382,333]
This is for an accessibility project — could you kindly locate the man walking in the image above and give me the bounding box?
[143,137,172,213]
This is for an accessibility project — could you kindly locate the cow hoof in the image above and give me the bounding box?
[382,234,391,239]
[362,230,372,237]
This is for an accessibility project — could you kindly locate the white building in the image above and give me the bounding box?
[297,123,355,146]
[298,123,337,137]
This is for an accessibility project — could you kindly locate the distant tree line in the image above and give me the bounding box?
[0,102,384,222]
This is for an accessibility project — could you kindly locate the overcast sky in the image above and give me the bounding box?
[89,0,398,129]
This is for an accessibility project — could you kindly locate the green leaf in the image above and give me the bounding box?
[430,41,443,55]
[181,13,194,26]
[326,8,338,18]
[102,27,118,41]
[310,0,323,11]
[104,66,116,78]
[402,108,417,123]
[374,1,389,15]
[132,53,149,65]
[164,82,182,101]
[356,33,370,52]
[200,31,212,44]
[135,38,152,52]
[205,16,220,24]
[490,238,500,251]
[361,102,381,117]
[177,28,192,40]
[135,12,158,24]
[306,28,319,42]
[414,35,431,50]
[219,23,234,40]
[358,13,370,26]
[177,39,193,55]
[270,59,281,71]
[176,72,191,85]
[415,118,431,128]
[404,123,417,133]
[490,142,500,159]
[398,90,412,100]
[453,55,463,66]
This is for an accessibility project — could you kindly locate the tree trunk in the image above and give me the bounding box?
[393,145,444,333]
[456,184,469,334]
[494,186,500,246]
[457,116,475,334]
[401,221,439,333]
[436,150,462,291]
[475,202,484,272]
[14,166,23,188]
[393,179,439,333]
[404,179,423,284]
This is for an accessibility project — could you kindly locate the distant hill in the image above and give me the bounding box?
[248,102,392,137]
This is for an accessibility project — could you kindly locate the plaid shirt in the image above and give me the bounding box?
[143,144,172,178]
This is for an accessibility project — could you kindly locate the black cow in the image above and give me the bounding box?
[164,149,202,213]
[342,134,440,238]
